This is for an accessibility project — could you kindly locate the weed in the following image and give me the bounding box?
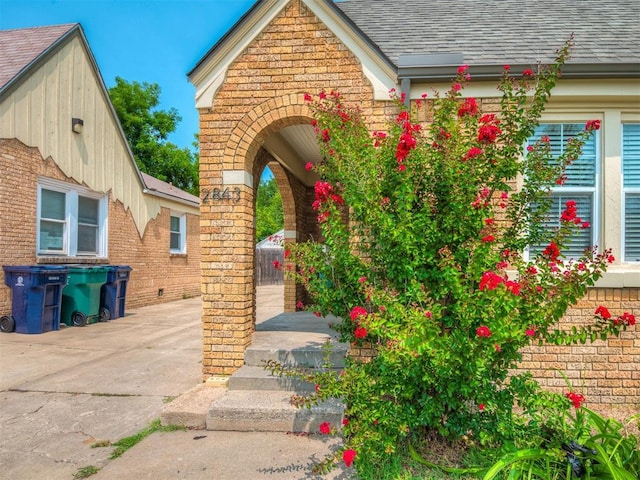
[109,419,185,459]
[73,465,99,478]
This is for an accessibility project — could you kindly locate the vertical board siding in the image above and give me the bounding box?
[255,248,284,286]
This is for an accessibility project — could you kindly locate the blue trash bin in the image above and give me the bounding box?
[100,266,132,320]
[1,265,68,334]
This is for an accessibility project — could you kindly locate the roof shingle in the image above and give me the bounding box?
[333,0,640,67]
[0,23,77,90]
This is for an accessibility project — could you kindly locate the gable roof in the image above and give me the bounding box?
[0,23,199,210]
[335,0,640,75]
[0,24,79,93]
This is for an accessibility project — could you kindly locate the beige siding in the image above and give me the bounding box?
[0,35,163,236]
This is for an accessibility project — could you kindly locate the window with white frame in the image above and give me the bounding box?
[170,213,186,254]
[527,123,598,258]
[622,123,640,262]
[38,178,107,257]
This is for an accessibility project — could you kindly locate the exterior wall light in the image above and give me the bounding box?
[72,117,84,134]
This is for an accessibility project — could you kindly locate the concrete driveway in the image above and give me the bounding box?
[0,287,352,480]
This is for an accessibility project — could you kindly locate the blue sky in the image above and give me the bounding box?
[0,0,257,152]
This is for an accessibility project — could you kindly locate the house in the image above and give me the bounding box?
[0,23,200,318]
[189,0,639,405]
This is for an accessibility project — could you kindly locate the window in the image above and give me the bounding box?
[527,123,598,258]
[623,123,640,262]
[170,213,186,254]
[37,178,107,257]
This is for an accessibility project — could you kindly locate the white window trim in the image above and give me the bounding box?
[37,177,108,258]
[170,212,187,254]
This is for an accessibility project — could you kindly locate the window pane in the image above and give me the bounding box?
[170,215,180,232]
[531,193,593,259]
[40,220,64,251]
[625,194,640,262]
[78,196,99,225]
[41,189,65,220]
[623,124,640,187]
[170,232,181,250]
[77,224,98,253]
[530,124,596,186]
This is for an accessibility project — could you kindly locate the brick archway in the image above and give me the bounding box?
[201,93,320,376]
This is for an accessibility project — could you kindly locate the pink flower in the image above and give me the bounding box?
[453,83,461,91]
[565,391,585,409]
[295,301,304,309]
[457,64,469,74]
[525,327,535,337]
[350,306,368,320]
[358,276,367,283]
[305,162,313,171]
[343,449,357,467]
[319,422,331,434]
[425,310,432,318]
[476,326,492,338]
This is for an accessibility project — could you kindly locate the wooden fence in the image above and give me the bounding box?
[255,248,284,285]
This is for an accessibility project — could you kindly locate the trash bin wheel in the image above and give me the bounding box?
[99,306,110,322]
[71,311,88,327]
[0,315,15,333]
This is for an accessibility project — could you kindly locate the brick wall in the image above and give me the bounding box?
[0,138,200,318]
[198,0,638,405]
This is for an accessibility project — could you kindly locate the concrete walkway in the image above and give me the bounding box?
[0,286,353,479]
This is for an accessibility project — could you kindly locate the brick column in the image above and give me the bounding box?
[201,169,255,376]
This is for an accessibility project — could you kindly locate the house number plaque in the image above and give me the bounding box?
[201,187,241,203]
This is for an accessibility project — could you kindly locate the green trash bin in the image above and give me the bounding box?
[60,266,109,327]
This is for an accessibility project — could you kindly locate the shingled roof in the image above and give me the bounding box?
[333,0,640,69]
[0,23,78,92]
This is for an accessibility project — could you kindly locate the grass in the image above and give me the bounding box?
[73,465,99,478]
[109,419,185,459]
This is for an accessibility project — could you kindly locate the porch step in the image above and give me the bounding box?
[227,365,318,392]
[206,390,344,432]
[206,315,348,433]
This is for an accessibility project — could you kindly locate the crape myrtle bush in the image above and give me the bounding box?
[270,39,636,473]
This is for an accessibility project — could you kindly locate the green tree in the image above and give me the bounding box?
[108,76,199,195]
[255,174,283,241]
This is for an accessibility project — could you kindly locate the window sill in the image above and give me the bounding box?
[170,253,187,258]
[37,256,109,265]
[594,265,640,288]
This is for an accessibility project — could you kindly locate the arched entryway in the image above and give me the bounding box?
[200,94,321,376]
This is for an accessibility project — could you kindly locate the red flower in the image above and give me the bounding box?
[482,235,495,243]
[272,260,282,270]
[607,254,615,263]
[319,422,331,434]
[284,250,290,259]
[350,306,368,320]
[303,92,312,102]
[525,327,535,337]
[476,326,492,338]
[585,119,601,131]
[565,391,585,409]
[595,305,611,320]
[463,147,483,161]
[313,311,322,318]
[478,403,485,412]
[321,128,330,142]
[620,312,636,326]
[358,276,367,283]
[315,384,321,392]
[343,449,357,467]
[342,418,349,426]
[478,123,501,143]
[522,69,534,77]
[295,301,304,309]
[542,242,561,262]
[354,326,368,339]
[479,271,504,291]
[457,64,469,74]
[305,162,313,171]
[494,344,501,352]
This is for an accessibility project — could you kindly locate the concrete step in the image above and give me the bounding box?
[228,365,342,392]
[245,331,348,368]
[206,390,344,433]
